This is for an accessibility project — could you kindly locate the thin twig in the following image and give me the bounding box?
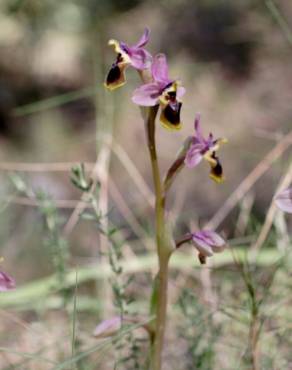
[4,196,92,209]
[252,161,292,250]
[266,0,292,48]
[62,159,102,237]
[205,131,292,230]
[235,192,255,237]
[12,86,98,117]
[110,138,154,208]
[0,139,154,209]
[0,162,95,172]
[109,180,152,249]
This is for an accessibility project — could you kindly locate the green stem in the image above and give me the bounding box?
[151,256,170,370]
[145,106,172,370]
[248,313,260,370]
[145,106,162,203]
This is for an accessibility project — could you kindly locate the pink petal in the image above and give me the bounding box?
[275,187,292,214]
[151,54,170,84]
[93,316,121,338]
[129,49,152,70]
[191,234,214,257]
[192,230,226,256]
[134,28,150,48]
[0,271,15,291]
[201,230,225,252]
[184,145,204,168]
[132,83,161,106]
[177,86,186,99]
[204,230,225,246]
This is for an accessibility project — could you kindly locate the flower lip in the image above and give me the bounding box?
[160,101,182,130]
[159,81,184,130]
[105,62,126,91]
[106,64,121,85]
[209,152,224,183]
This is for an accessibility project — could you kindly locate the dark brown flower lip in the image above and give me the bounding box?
[106,64,121,85]
[162,101,182,126]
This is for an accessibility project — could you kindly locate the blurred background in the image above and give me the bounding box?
[0,0,291,369]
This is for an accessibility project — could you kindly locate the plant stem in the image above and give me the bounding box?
[248,281,260,370]
[145,106,172,370]
[249,314,260,370]
[145,106,162,203]
[236,256,261,370]
[151,255,170,370]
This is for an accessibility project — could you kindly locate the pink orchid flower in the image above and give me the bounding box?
[105,28,152,90]
[184,113,227,183]
[191,230,226,264]
[132,53,185,130]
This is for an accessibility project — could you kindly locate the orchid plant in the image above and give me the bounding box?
[103,28,227,370]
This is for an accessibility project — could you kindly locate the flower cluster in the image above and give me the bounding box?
[105,28,227,262]
[105,30,226,176]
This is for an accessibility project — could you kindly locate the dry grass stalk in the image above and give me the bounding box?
[252,160,292,251]
[205,130,292,230]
